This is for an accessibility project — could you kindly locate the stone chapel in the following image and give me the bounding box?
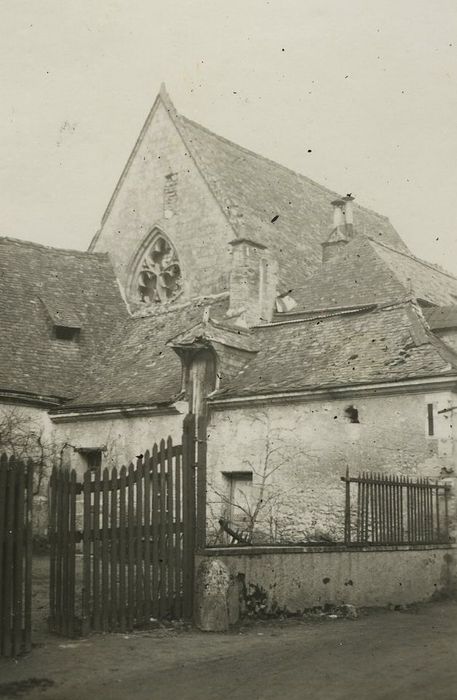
[1,85,457,542]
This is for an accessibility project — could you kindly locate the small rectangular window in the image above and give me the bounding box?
[54,326,80,341]
[222,471,253,526]
[427,403,434,436]
[81,449,102,470]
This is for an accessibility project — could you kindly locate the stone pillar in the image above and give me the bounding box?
[194,558,230,631]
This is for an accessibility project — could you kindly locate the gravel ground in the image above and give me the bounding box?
[1,557,456,700]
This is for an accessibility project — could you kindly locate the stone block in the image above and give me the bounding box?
[194,558,230,631]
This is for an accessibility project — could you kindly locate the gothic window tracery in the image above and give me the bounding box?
[135,234,182,304]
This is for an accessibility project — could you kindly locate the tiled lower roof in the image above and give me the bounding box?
[0,237,127,402]
[211,303,457,400]
[59,295,230,410]
[288,237,457,312]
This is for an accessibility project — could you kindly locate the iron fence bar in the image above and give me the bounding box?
[435,482,441,541]
[344,470,451,547]
[344,467,351,544]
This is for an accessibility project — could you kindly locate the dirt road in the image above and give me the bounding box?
[1,601,456,700]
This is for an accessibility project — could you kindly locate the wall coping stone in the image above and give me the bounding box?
[201,543,454,556]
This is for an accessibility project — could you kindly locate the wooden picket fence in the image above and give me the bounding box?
[49,414,200,636]
[342,469,451,545]
[0,454,33,657]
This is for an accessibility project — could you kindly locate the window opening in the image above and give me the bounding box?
[136,234,182,304]
[345,405,360,424]
[77,448,102,470]
[54,326,80,341]
[222,471,254,527]
[427,403,434,436]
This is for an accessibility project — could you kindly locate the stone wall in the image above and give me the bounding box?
[0,402,56,535]
[196,544,455,617]
[92,98,235,303]
[52,410,184,479]
[206,389,457,544]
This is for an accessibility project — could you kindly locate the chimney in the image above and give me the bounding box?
[227,238,278,326]
[342,194,354,236]
[332,199,345,229]
[322,195,355,263]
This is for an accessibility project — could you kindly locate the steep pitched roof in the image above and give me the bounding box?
[284,236,457,313]
[371,241,457,306]
[211,303,457,400]
[90,86,408,291]
[0,237,127,402]
[58,295,230,410]
[177,114,408,289]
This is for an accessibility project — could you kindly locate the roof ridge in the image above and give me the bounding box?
[0,235,108,258]
[131,291,230,319]
[370,238,457,282]
[254,303,386,329]
[179,115,392,223]
[255,299,421,330]
[398,302,457,370]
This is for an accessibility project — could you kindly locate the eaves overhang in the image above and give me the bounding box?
[49,402,180,424]
[0,389,63,409]
[208,375,457,410]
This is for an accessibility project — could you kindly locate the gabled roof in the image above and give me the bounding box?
[90,85,408,290]
[285,236,457,313]
[168,318,259,353]
[57,295,230,411]
[40,294,84,328]
[211,302,457,400]
[424,305,457,330]
[371,241,457,306]
[0,236,127,402]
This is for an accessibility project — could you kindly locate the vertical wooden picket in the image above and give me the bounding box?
[92,466,101,631]
[151,445,160,619]
[143,455,151,622]
[127,463,135,629]
[174,449,182,620]
[118,466,127,632]
[24,460,33,653]
[101,468,110,632]
[82,468,92,635]
[13,461,25,655]
[0,454,7,655]
[110,466,119,632]
[166,438,175,616]
[0,456,34,658]
[48,414,201,637]
[136,456,144,622]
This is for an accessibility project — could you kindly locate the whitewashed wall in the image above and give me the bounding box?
[206,390,457,544]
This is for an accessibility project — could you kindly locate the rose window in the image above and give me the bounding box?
[137,235,182,304]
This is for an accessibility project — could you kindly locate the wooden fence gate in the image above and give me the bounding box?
[0,454,33,657]
[49,414,202,637]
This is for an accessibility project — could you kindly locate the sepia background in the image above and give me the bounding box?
[1,0,456,273]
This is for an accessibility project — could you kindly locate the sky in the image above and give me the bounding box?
[1,0,457,274]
